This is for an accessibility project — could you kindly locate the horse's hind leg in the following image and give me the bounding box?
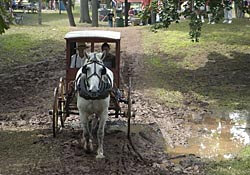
[79,111,93,153]
[96,110,108,159]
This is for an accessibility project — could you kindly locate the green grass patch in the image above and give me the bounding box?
[142,19,250,110]
[206,146,250,175]
[154,88,184,107]
[0,11,69,68]
[0,6,104,70]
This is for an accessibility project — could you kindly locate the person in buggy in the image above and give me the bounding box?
[101,42,116,69]
[101,42,128,103]
[70,42,89,68]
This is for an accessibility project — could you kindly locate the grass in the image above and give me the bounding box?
[142,18,250,110]
[0,11,69,69]
[205,146,250,175]
[142,18,250,174]
[0,6,105,70]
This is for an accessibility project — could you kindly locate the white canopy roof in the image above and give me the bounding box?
[65,30,121,40]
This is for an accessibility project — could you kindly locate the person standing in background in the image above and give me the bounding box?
[107,9,114,27]
[223,0,233,24]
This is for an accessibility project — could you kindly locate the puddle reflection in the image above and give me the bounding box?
[229,111,250,145]
[169,110,250,160]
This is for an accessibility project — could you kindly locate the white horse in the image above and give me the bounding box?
[75,51,113,159]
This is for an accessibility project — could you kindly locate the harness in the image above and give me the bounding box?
[76,55,113,100]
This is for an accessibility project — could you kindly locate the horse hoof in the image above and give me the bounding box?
[84,147,93,154]
[83,141,93,154]
[84,145,92,154]
[96,154,105,159]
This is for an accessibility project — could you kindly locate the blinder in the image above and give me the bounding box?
[101,67,106,75]
[82,65,88,74]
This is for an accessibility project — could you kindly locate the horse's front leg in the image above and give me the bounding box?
[96,110,108,159]
[79,110,93,153]
[90,114,98,137]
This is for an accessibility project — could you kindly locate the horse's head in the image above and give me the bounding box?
[78,51,112,97]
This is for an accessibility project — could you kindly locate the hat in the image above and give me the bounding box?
[76,42,88,49]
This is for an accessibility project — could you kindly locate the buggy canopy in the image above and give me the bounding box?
[65,30,121,41]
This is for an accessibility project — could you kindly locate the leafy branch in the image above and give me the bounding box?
[140,0,238,42]
[0,0,13,35]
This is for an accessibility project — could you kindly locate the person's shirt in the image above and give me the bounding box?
[103,53,115,68]
[70,53,85,68]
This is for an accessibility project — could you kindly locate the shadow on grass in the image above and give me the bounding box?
[141,51,250,109]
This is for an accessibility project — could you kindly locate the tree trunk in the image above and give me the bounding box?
[151,10,156,24]
[235,0,245,18]
[124,0,129,26]
[235,2,239,18]
[91,0,98,27]
[59,0,61,14]
[106,0,111,9]
[38,0,42,25]
[62,0,76,26]
[79,0,91,23]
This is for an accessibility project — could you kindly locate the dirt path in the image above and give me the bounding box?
[0,27,205,175]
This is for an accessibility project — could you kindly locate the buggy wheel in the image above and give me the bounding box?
[127,77,132,137]
[58,77,66,127]
[127,77,133,117]
[52,87,60,137]
[52,78,67,137]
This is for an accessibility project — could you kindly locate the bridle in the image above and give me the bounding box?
[82,58,107,88]
[76,54,112,99]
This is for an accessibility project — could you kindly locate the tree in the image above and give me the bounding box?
[91,0,98,27]
[38,0,42,25]
[0,1,12,35]
[79,0,91,23]
[141,0,245,42]
[62,0,76,26]
[125,0,129,26]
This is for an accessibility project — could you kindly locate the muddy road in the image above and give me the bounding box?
[0,27,205,174]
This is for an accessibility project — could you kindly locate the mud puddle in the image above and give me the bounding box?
[168,110,250,160]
